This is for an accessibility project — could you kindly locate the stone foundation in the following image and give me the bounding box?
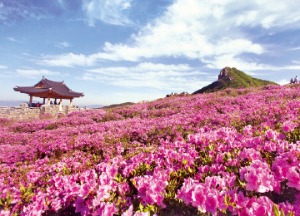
[0,105,83,121]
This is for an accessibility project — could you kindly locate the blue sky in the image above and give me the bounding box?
[1,0,300,106]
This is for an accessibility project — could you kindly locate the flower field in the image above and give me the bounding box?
[0,85,300,216]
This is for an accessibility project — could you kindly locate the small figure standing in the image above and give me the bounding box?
[290,78,294,84]
[294,76,298,84]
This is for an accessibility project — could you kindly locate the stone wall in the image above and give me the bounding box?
[0,105,83,121]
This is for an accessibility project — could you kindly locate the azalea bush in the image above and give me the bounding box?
[0,85,300,216]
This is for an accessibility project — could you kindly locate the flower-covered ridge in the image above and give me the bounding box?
[0,85,300,215]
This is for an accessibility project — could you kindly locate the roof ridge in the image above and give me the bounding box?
[43,77,64,84]
[14,77,84,98]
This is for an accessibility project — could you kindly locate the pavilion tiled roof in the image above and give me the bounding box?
[14,77,84,99]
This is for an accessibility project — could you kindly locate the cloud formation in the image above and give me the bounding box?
[79,62,209,92]
[57,42,71,48]
[0,1,40,24]
[83,0,133,26]
[16,69,62,78]
[38,0,300,71]
[94,0,299,66]
[38,53,100,67]
[0,0,81,24]
[6,37,21,42]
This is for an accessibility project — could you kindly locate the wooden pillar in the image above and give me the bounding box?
[70,98,73,107]
[29,95,33,107]
[47,97,51,106]
[59,99,63,111]
[43,98,46,104]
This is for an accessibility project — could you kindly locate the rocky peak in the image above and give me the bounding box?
[218,67,233,81]
[193,67,277,94]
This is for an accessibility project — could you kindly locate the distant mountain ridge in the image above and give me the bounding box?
[193,67,278,94]
[101,102,135,109]
[0,100,25,107]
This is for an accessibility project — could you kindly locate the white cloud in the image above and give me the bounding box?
[0,65,7,69]
[38,53,97,67]
[204,54,269,71]
[16,69,62,78]
[83,0,132,26]
[57,42,71,48]
[281,65,300,70]
[79,62,209,92]
[204,54,300,77]
[38,0,300,70]
[96,0,299,63]
[232,1,300,29]
[0,2,47,24]
[290,47,300,51]
[6,37,20,42]
[277,79,290,86]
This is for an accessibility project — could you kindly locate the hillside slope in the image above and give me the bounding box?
[1,85,300,215]
[193,67,277,94]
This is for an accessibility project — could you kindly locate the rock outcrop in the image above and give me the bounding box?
[193,67,277,94]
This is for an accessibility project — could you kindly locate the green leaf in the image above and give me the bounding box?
[139,202,144,211]
[273,204,280,216]
[20,184,26,194]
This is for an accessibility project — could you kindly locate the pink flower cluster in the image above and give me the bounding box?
[0,85,300,215]
[272,149,300,190]
[240,160,277,193]
[177,177,226,215]
[133,169,169,208]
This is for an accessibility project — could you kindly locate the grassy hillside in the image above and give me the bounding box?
[193,67,277,94]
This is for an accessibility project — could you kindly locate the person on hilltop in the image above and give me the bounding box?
[294,76,298,84]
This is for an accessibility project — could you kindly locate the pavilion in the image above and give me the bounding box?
[14,77,84,111]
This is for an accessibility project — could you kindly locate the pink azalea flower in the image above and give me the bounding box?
[205,193,218,215]
[51,198,62,212]
[286,166,300,190]
[0,210,11,216]
[205,176,226,190]
[121,205,133,216]
[244,169,259,191]
[118,182,130,195]
[243,125,253,136]
[133,173,168,207]
[74,197,89,215]
[92,202,117,216]
[235,191,249,209]
[248,196,273,216]
[133,212,150,216]
[240,148,262,161]
[265,129,278,140]
[26,171,41,183]
[177,178,195,205]
[79,183,92,198]
[278,202,297,216]
[240,160,275,193]
[106,165,118,178]
[92,186,111,208]
[191,185,206,212]
[282,120,297,132]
